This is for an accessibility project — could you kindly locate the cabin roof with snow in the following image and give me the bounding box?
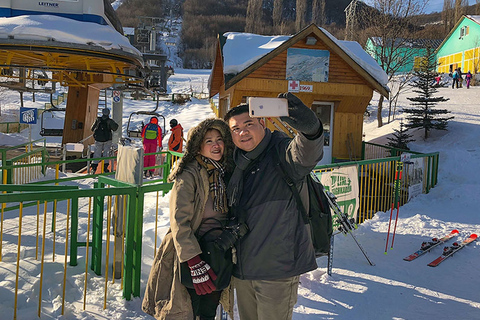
[209,23,389,98]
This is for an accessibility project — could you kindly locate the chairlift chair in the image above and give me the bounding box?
[40,108,66,136]
[126,111,166,140]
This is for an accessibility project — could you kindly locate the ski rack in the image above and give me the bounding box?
[311,173,375,275]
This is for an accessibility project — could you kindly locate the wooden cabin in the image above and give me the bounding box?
[209,24,389,164]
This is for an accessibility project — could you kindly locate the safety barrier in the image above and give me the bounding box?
[0,139,439,318]
[0,139,48,184]
[0,184,79,318]
[0,176,173,318]
[209,98,219,117]
[0,121,29,133]
[0,146,173,187]
[1,139,439,225]
[315,151,439,223]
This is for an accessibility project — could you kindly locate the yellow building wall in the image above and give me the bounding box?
[438,47,480,74]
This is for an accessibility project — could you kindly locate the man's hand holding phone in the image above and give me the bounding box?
[278,92,321,136]
[248,97,289,118]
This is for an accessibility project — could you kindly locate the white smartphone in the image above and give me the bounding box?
[248,97,289,118]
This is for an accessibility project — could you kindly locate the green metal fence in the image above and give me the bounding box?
[0,175,173,318]
[0,121,29,133]
[0,139,439,317]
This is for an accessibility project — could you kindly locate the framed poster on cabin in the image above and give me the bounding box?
[286,48,330,82]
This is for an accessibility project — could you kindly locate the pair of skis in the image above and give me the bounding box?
[403,229,477,266]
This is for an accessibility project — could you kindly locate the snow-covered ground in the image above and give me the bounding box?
[0,70,479,320]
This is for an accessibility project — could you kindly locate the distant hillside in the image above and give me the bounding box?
[114,0,472,69]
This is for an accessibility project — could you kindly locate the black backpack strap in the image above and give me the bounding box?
[273,146,309,224]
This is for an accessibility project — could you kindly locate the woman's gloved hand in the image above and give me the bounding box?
[187,255,217,295]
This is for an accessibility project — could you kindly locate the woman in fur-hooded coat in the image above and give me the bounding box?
[142,118,235,320]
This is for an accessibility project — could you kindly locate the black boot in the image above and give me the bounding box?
[104,164,109,173]
[90,163,98,174]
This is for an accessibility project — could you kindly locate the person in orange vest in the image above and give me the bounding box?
[141,116,162,178]
[168,119,184,152]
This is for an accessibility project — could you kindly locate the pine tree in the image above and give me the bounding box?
[403,47,454,139]
[387,121,415,151]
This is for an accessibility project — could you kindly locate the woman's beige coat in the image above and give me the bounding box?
[142,160,233,319]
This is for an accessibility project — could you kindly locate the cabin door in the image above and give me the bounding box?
[312,102,334,165]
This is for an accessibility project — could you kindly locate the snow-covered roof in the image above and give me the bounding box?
[222,28,389,92]
[0,15,142,57]
[466,15,480,24]
[335,40,388,87]
[223,32,291,74]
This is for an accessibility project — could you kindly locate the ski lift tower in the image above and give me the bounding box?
[133,16,168,93]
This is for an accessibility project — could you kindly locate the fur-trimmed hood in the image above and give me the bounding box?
[168,118,234,181]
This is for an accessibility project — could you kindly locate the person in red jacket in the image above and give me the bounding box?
[141,116,162,177]
[168,119,184,152]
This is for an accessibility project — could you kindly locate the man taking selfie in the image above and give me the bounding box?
[224,92,324,320]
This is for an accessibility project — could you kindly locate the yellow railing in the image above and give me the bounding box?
[315,153,439,224]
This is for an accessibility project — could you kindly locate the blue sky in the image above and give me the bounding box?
[362,0,472,14]
[427,0,472,13]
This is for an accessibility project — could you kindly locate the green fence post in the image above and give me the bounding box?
[5,160,12,185]
[426,156,432,194]
[133,188,144,297]
[163,152,171,185]
[91,182,104,275]
[123,192,136,299]
[70,197,79,266]
[41,147,46,176]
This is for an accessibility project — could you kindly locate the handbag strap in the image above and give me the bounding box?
[196,217,225,241]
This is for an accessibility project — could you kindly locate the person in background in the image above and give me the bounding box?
[90,108,118,174]
[466,70,473,89]
[224,93,323,320]
[142,118,235,320]
[452,69,459,89]
[168,118,184,152]
[457,68,463,88]
[142,116,162,178]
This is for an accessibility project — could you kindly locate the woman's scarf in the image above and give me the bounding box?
[196,155,228,212]
[227,129,272,207]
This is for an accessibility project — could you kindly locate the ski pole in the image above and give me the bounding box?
[390,162,403,249]
[324,188,374,266]
[384,161,401,254]
[384,201,395,253]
